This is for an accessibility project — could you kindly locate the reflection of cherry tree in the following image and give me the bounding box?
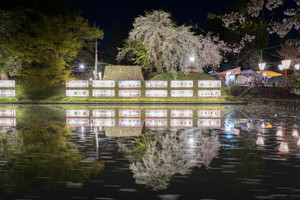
[119,128,221,190]
[0,129,23,158]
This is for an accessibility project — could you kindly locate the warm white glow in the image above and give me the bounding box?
[198,80,222,88]
[281,60,291,69]
[189,56,195,62]
[66,90,89,97]
[171,110,193,118]
[92,80,115,88]
[119,118,141,127]
[279,141,289,153]
[119,90,141,97]
[258,62,266,71]
[92,118,115,127]
[0,80,15,88]
[0,118,16,126]
[198,110,221,118]
[145,109,168,118]
[145,118,168,127]
[198,90,221,97]
[276,129,283,136]
[92,90,115,97]
[145,90,168,97]
[170,119,193,127]
[292,129,299,137]
[80,64,85,69]
[93,109,115,117]
[171,80,193,88]
[197,119,221,128]
[118,80,141,88]
[295,64,300,70]
[0,90,15,97]
[171,90,193,97]
[278,64,284,71]
[256,136,264,145]
[66,109,89,117]
[0,109,16,117]
[145,80,168,88]
[66,80,89,88]
[119,109,141,117]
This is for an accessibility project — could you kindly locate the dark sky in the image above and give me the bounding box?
[72,0,235,34]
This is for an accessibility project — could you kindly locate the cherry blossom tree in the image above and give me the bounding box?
[117,10,223,73]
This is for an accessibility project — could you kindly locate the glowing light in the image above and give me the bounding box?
[198,90,221,97]
[119,90,141,97]
[119,118,141,127]
[281,59,291,69]
[171,90,193,97]
[279,141,289,153]
[66,90,89,97]
[256,136,264,146]
[79,64,85,69]
[292,129,299,138]
[66,80,89,88]
[92,118,115,127]
[0,109,16,117]
[198,110,221,118]
[278,64,284,71]
[276,129,283,136]
[92,80,115,88]
[0,90,15,97]
[145,109,168,118]
[0,80,15,88]
[0,118,16,126]
[197,119,221,128]
[198,80,222,88]
[146,90,168,97]
[145,80,168,88]
[66,109,89,117]
[171,110,193,118]
[258,62,266,71]
[92,90,115,97]
[189,56,195,62]
[295,64,300,70]
[93,109,115,117]
[170,119,193,127]
[119,109,141,117]
[118,80,141,88]
[171,80,193,88]
[145,119,168,127]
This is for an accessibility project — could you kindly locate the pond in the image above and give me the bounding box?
[0,104,300,200]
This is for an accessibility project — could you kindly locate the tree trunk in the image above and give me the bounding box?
[156,65,163,74]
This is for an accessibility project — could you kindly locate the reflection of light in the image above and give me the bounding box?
[276,129,283,136]
[279,142,289,153]
[292,129,299,138]
[188,137,194,146]
[256,136,264,146]
[297,139,300,146]
[81,127,85,132]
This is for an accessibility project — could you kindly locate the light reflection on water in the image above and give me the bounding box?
[0,105,300,200]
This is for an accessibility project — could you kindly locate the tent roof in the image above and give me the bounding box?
[257,71,282,77]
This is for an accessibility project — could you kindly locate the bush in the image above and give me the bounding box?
[103,65,144,81]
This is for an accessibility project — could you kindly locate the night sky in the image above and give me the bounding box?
[71,0,235,35]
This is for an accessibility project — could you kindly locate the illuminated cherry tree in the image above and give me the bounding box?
[221,0,300,40]
[117,10,223,73]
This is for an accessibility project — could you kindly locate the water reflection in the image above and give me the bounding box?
[0,105,300,199]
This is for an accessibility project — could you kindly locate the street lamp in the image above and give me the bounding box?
[281,59,291,89]
[79,64,85,69]
[258,62,266,86]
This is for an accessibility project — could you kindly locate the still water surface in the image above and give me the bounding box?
[0,104,300,200]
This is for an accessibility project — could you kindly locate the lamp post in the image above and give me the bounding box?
[281,59,291,89]
[94,38,98,80]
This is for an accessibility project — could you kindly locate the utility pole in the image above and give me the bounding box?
[94,38,98,80]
